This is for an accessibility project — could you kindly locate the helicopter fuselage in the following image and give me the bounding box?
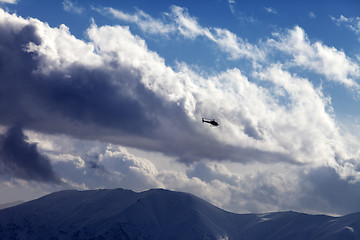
[202,118,219,126]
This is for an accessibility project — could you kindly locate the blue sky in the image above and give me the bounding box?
[0,0,359,216]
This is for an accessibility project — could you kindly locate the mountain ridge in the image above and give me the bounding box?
[0,200,24,210]
[0,188,359,239]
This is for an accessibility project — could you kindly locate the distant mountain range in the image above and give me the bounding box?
[0,188,359,240]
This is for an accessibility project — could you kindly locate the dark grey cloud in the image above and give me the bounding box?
[34,66,157,135]
[0,23,41,125]
[0,126,61,183]
[0,19,159,138]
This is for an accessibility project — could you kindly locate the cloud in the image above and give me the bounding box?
[309,12,316,19]
[169,6,265,61]
[99,145,161,190]
[0,0,16,4]
[0,9,287,165]
[299,167,360,215]
[0,126,61,183]
[36,136,360,215]
[0,7,360,215]
[264,7,277,14]
[62,0,84,14]
[227,0,236,15]
[97,7,175,35]
[269,26,360,90]
[2,129,357,215]
[0,10,159,136]
[169,5,213,39]
[331,15,360,39]
[187,161,239,185]
[38,140,239,211]
[100,5,265,61]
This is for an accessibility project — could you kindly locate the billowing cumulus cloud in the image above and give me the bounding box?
[21,133,359,215]
[0,9,292,165]
[0,7,359,215]
[0,8,359,169]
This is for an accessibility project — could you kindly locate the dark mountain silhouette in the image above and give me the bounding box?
[0,188,359,239]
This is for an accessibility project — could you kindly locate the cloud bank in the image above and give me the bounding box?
[22,133,360,215]
[0,7,359,215]
[0,7,359,177]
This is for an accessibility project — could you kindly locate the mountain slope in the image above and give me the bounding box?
[0,188,359,240]
[0,200,24,210]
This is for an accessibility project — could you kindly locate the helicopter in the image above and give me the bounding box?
[202,117,219,126]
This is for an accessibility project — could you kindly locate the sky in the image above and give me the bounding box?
[0,0,359,216]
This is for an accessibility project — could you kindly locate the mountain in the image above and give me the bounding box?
[0,188,359,240]
[0,200,24,210]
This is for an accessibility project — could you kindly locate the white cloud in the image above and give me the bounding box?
[103,148,235,210]
[170,5,213,39]
[269,26,360,90]
[170,6,264,61]
[0,0,16,4]
[102,7,175,35]
[24,132,358,215]
[100,6,265,62]
[212,28,265,61]
[254,65,360,182]
[62,0,84,14]
[331,15,360,38]
[23,21,101,74]
[227,0,236,15]
[264,7,277,14]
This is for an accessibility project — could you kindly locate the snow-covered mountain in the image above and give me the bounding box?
[0,188,359,240]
